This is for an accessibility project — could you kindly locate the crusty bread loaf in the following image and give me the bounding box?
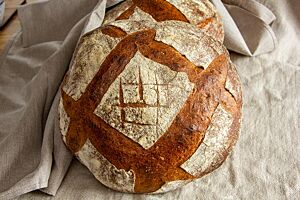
[59,0,242,194]
[104,0,224,42]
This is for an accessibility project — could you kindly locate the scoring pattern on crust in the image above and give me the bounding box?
[59,0,242,194]
[110,8,225,68]
[76,139,136,192]
[94,51,194,149]
[181,104,234,176]
[165,0,224,42]
[104,0,224,42]
[63,31,121,101]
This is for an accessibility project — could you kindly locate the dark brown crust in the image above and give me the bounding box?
[61,23,240,192]
[109,0,224,42]
[199,13,225,42]
[61,0,241,193]
[116,4,136,20]
[227,63,243,106]
[197,64,242,178]
[197,17,215,29]
[116,0,189,22]
[101,26,127,38]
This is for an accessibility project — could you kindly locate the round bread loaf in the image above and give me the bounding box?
[104,0,224,42]
[59,0,242,194]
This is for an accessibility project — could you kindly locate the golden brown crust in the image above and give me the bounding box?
[196,62,242,177]
[101,26,127,38]
[60,0,242,194]
[198,13,225,43]
[116,0,189,22]
[115,4,136,20]
[61,28,234,192]
[105,0,224,42]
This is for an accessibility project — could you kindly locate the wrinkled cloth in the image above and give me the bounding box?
[0,1,115,199]
[1,0,299,200]
[19,0,278,55]
[212,0,277,56]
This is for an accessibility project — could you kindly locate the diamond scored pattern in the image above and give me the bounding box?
[95,52,194,149]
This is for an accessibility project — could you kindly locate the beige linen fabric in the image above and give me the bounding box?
[0,1,114,199]
[0,0,299,199]
[212,0,277,56]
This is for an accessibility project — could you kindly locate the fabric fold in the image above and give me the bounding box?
[18,0,100,47]
[224,3,277,56]
[211,0,277,56]
[0,9,89,200]
[83,0,108,35]
[222,0,276,24]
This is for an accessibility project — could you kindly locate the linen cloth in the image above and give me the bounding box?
[0,0,299,199]
[212,0,277,56]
